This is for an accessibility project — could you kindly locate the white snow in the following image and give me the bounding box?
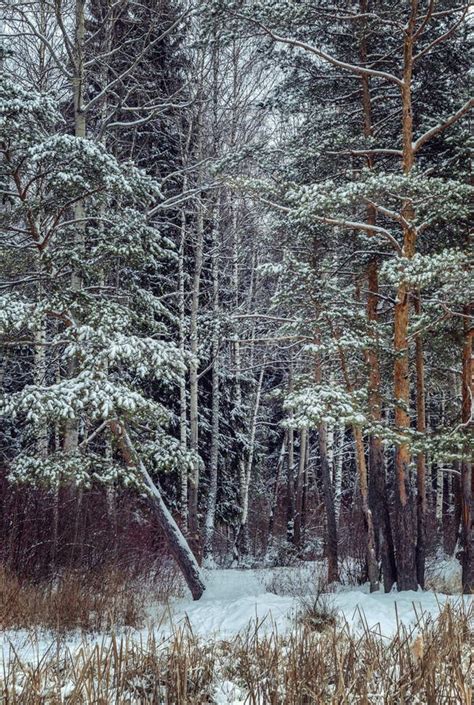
[160,565,471,640]
[1,564,472,666]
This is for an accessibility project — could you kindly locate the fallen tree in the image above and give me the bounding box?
[109,420,206,600]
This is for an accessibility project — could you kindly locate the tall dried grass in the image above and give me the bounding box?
[0,601,471,703]
[0,563,183,632]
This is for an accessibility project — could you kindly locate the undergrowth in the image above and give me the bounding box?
[0,601,471,703]
[0,563,183,632]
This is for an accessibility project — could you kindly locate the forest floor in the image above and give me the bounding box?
[1,560,473,702]
[2,558,470,652]
[157,561,470,638]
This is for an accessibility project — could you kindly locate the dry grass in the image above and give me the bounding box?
[298,592,337,633]
[0,563,183,633]
[0,602,472,703]
[224,602,473,704]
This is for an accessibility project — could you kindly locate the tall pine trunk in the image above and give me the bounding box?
[392,13,418,590]
[414,292,426,587]
[315,354,338,582]
[359,6,397,591]
[461,305,473,593]
[367,260,397,592]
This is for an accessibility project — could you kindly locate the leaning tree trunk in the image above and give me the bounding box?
[235,363,265,559]
[109,421,205,600]
[267,435,286,548]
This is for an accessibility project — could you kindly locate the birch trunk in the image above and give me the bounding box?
[436,394,446,527]
[188,156,204,549]
[64,0,86,452]
[315,354,338,582]
[286,366,295,543]
[178,147,191,526]
[319,421,339,583]
[203,192,221,561]
[34,310,48,459]
[327,421,335,480]
[236,363,265,558]
[230,190,249,558]
[334,425,344,524]
[446,373,462,555]
[178,221,188,524]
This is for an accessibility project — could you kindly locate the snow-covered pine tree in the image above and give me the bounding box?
[0,75,205,598]
[223,0,472,591]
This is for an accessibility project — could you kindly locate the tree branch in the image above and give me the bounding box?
[232,14,403,87]
[413,97,473,153]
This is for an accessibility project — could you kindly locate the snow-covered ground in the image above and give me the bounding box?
[1,562,472,664]
[162,565,470,639]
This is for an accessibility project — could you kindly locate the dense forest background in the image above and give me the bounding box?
[0,0,472,599]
